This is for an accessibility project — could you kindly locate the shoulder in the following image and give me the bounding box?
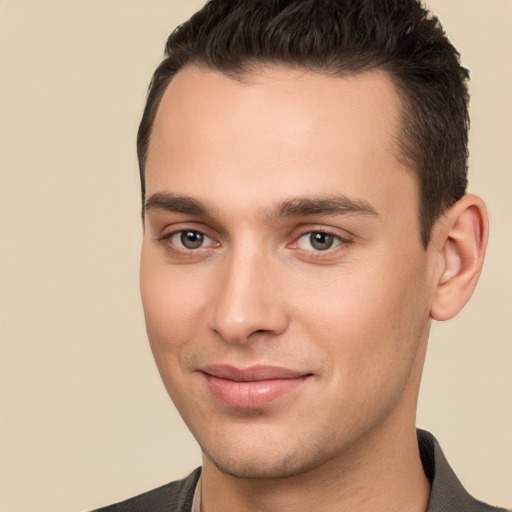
[90,467,201,512]
[418,430,510,512]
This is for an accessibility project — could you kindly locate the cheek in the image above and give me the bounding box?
[294,250,431,377]
[140,252,209,408]
[140,248,207,353]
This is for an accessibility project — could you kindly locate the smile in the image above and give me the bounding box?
[199,365,312,409]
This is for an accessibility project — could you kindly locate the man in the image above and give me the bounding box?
[95,0,509,510]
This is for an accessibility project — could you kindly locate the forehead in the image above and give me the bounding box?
[146,65,416,221]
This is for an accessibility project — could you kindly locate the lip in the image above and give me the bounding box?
[199,365,312,409]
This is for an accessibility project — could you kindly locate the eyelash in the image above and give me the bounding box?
[158,229,217,252]
[293,230,349,252]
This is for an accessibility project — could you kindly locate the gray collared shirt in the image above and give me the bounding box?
[417,430,510,512]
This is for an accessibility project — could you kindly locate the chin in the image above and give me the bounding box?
[205,451,311,480]
[200,434,339,480]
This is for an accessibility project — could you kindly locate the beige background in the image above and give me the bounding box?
[0,1,510,511]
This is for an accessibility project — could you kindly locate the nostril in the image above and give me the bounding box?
[246,329,273,339]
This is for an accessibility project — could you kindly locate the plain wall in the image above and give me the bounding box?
[0,1,510,511]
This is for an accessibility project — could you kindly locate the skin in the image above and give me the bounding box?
[140,65,488,512]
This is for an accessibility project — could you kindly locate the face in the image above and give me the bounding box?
[140,66,435,479]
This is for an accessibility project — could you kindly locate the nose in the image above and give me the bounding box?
[206,248,289,344]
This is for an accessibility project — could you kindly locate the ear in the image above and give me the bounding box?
[430,194,489,321]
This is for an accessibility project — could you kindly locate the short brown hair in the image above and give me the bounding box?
[137,0,470,247]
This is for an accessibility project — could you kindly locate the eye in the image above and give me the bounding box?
[296,231,343,251]
[169,230,213,250]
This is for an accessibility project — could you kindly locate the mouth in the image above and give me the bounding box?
[199,365,313,409]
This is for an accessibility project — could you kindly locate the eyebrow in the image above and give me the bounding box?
[145,193,211,217]
[267,195,379,221]
[144,192,378,220]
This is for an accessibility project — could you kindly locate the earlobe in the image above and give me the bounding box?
[430,194,489,321]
